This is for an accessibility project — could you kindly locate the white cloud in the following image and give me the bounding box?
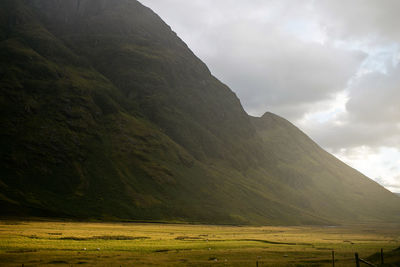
[347,65,400,125]
[314,0,400,44]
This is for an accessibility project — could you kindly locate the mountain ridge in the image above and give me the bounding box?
[1,0,399,225]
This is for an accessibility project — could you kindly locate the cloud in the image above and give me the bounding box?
[301,64,400,152]
[347,65,400,125]
[314,0,400,44]
[204,34,364,119]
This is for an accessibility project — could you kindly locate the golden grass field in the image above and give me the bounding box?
[0,220,399,266]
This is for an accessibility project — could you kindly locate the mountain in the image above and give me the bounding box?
[1,0,399,225]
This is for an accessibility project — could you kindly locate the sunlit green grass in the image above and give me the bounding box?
[0,221,399,266]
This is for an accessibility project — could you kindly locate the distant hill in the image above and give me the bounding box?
[1,0,400,225]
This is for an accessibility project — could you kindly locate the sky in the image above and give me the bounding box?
[139,0,400,193]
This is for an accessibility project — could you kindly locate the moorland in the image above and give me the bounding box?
[0,220,399,266]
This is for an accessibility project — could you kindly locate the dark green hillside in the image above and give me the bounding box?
[1,0,399,224]
[31,0,264,168]
[0,0,193,219]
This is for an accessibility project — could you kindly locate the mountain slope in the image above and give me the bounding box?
[1,0,399,225]
[251,113,400,222]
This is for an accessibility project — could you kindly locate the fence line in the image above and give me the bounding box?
[355,249,385,267]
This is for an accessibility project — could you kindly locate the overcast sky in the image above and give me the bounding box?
[140,0,400,193]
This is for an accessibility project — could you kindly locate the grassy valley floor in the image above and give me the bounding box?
[0,220,399,266]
